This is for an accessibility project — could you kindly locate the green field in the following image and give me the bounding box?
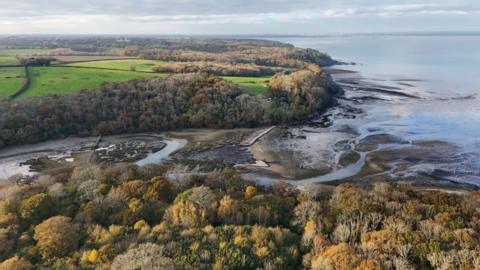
[22,67,161,98]
[0,56,19,65]
[223,76,270,95]
[63,59,167,72]
[0,49,51,56]
[0,57,271,98]
[0,67,25,98]
[65,59,270,95]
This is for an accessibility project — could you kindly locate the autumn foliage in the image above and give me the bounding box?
[1,164,479,269]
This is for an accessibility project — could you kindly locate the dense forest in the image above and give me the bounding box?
[0,68,341,148]
[0,163,479,269]
[0,37,338,68]
[132,46,337,69]
[0,37,291,54]
[153,62,285,77]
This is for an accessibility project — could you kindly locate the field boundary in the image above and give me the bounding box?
[50,65,158,74]
[54,56,139,64]
[9,66,31,100]
[0,64,22,68]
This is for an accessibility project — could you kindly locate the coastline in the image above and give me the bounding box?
[239,66,480,190]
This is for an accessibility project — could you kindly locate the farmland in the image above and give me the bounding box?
[23,66,162,97]
[54,55,136,63]
[0,56,19,65]
[63,59,167,72]
[0,67,24,98]
[223,76,270,95]
[0,48,51,56]
[0,54,271,98]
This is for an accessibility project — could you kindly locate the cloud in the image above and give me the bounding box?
[0,0,478,34]
[0,0,478,19]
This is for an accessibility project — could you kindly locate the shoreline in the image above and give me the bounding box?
[238,67,480,191]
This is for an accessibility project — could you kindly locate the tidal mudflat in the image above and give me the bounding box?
[0,134,183,180]
[241,67,479,189]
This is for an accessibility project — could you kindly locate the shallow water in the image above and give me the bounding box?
[261,34,480,185]
[0,134,184,180]
[136,139,187,166]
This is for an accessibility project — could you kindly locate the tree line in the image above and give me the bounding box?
[153,62,285,77]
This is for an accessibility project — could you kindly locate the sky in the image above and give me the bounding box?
[0,0,479,35]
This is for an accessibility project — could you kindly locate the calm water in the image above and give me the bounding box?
[272,35,480,96]
[267,35,480,184]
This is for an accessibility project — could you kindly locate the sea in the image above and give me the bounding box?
[266,34,480,185]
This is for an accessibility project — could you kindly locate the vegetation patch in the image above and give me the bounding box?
[0,56,19,65]
[0,48,51,56]
[223,76,270,95]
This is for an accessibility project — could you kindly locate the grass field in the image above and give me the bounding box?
[63,59,167,72]
[22,67,161,98]
[223,76,270,95]
[54,56,135,63]
[0,56,19,65]
[0,67,25,98]
[0,56,271,98]
[66,59,270,95]
[0,49,51,56]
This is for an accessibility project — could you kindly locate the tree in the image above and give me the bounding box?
[0,256,32,270]
[166,186,217,228]
[19,193,52,223]
[311,243,359,270]
[110,243,174,270]
[244,186,257,199]
[217,195,241,224]
[33,216,80,259]
[0,228,15,258]
[143,177,174,202]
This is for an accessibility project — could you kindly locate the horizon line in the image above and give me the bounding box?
[0,31,480,38]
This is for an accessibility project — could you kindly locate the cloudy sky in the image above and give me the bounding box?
[0,0,479,34]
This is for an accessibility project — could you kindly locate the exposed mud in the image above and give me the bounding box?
[0,134,177,180]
